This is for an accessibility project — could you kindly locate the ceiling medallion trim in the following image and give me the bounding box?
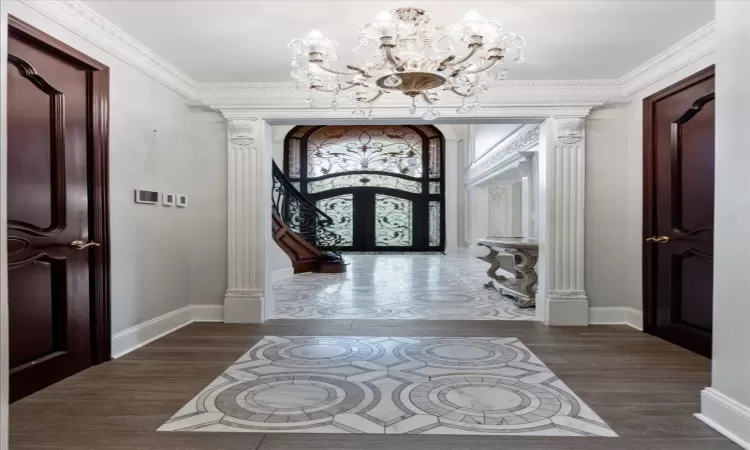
[18,1,714,109]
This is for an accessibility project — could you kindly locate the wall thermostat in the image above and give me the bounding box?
[163,193,175,206]
[176,194,188,208]
[134,189,159,204]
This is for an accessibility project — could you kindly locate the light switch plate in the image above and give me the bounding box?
[163,193,175,206]
[134,189,159,204]
[176,194,187,207]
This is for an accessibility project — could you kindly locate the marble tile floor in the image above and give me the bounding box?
[159,336,616,436]
[273,254,536,321]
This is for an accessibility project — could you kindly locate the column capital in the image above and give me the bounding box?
[227,119,261,148]
[553,117,585,144]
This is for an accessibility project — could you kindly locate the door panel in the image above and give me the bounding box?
[7,18,110,402]
[644,66,714,357]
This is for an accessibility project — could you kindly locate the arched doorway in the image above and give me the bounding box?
[284,125,445,251]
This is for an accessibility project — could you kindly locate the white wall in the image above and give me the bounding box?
[585,103,633,308]
[3,1,228,330]
[584,53,715,311]
[698,2,750,447]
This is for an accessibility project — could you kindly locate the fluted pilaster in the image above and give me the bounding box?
[223,117,272,323]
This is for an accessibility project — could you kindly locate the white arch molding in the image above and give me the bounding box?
[219,108,592,326]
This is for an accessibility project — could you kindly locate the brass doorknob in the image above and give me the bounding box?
[69,240,101,250]
[646,236,671,244]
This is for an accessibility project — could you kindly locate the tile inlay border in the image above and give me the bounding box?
[160,336,617,436]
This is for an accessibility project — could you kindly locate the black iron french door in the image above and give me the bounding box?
[284,125,445,252]
[307,187,442,252]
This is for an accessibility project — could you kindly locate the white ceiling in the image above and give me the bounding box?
[83,0,714,83]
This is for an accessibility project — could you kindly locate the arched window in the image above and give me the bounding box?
[284,125,444,251]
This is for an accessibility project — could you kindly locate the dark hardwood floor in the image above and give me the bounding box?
[10,320,737,449]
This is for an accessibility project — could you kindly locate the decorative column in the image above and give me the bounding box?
[537,117,588,325]
[223,117,273,323]
[444,138,460,252]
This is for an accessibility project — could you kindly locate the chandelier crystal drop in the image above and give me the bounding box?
[287,7,525,119]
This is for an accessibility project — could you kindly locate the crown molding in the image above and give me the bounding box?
[19,0,200,99]
[196,21,716,110]
[20,1,713,109]
[218,106,594,122]
[194,80,615,112]
[619,20,715,97]
[466,125,540,186]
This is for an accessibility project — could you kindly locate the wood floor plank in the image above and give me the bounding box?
[9,321,736,450]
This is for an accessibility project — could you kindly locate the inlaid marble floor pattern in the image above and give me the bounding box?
[273,254,536,320]
[160,336,616,436]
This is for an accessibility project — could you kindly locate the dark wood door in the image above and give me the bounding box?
[6,18,111,402]
[643,66,715,357]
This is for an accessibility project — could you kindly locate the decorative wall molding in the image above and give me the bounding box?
[467,125,540,186]
[19,0,199,99]
[17,1,714,108]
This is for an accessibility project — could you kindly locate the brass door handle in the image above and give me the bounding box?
[646,236,671,244]
[69,240,101,250]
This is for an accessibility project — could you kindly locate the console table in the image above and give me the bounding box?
[476,237,539,308]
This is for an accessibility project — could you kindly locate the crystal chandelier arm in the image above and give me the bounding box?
[421,92,435,104]
[448,86,474,97]
[439,43,482,69]
[463,57,501,74]
[310,82,362,93]
[310,59,369,77]
[357,90,386,103]
[382,45,405,71]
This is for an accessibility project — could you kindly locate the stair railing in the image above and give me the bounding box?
[271,161,343,260]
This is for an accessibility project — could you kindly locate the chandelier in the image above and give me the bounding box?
[288,7,525,120]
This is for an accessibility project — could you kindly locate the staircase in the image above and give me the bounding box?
[271,162,346,274]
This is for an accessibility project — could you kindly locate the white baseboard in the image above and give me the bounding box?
[191,304,224,322]
[273,267,294,281]
[111,306,194,358]
[588,307,643,330]
[696,388,750,449]
[111,304,224,359]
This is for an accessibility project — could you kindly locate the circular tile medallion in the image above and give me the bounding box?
[251,337,382,367]
[408,376,563,427]
[401,338,519,368]
[215,375,366,423]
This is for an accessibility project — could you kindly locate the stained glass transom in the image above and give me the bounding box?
[308,174,422,194]
[315,194,354,246]
[429,182,440,194]
[429,201,441,247]
[307,126,423,177]
[375,195,412,247]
